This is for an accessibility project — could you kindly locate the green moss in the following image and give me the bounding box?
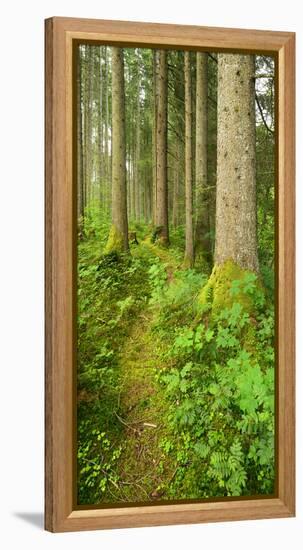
[104,224,124,255]
[158,236,169,247]
[243,323,257,353]
[182,255,194,270]
[199,259,254,316]
[150,226,169,247]
[198,258,265,356]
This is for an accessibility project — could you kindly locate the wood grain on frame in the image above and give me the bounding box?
[45,16,295,532]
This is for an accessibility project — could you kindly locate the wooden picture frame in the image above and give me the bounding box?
[45,16,295,532]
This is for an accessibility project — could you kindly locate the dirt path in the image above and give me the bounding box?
[113,243,177,502]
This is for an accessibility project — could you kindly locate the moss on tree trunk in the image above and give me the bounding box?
[199,55,261,340]
[199,259,254,315]
[199,259,265,355]
[104,224,125,255]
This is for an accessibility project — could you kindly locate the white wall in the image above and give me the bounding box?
[0,1,301,548]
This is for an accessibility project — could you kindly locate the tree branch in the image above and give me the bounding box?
[208,53,218,63]
[255,93,274,135]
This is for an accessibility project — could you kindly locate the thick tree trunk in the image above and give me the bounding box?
[195,52,210,259]
[155,50,169,245]
[105,47,129,253]
[215,54,258,272]
[184,51,194,267]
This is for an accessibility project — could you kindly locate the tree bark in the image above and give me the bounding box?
[195,52,210,258]
[82,45,89,211]
[131,142,136,219]
[155,50,169,245]
[152,50,158,225]
[86,46,94,204]
[184,51,194,266]
[105,47,129,253]
[172,141,180,228]
[97,47,104,208]
[215,54,258,272]
[104,46,110,214]
[135,54,141,220]
[77,46,84,225]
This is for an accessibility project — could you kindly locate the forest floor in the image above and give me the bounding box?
[77,220,275,505]
[115,242,178,501]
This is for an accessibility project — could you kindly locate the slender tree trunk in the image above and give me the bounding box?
[146,176,152,222]
[104,46,110,214]
[215,53,258,272]
[172,141,180,228]
[86,46,94,205]
[184,51,194,266]
[131,142,136,219]
[135,57,141,220]
[175,51,185,228]
[152,50,158,225]
[126,147,131,219]
[83,46,89,211]
[77,47,84,226]
[97,47,104,209]
[146,126,152,222]
[105,48,129,253]
[155,50,169,245]
[195,52,210,259]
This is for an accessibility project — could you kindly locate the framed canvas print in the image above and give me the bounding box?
[45,17,295,532]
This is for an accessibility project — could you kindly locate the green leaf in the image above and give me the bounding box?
[205,329,214,342]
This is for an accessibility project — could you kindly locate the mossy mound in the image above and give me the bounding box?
[199,259,256,316]
[199,259,265,355]
[104,224,124,255]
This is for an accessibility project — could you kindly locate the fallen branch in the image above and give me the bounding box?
[114,411,136,432]
[143,422,157,428]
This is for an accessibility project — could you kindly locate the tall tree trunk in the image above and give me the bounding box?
[86,46,94,205]
[83,46,89,211]
[195,52,210,259]
[126,147,131,219]
[172,141,180,228]
[135,56,141,220]
[104,46,110,214]
[131,142,136,219]
[77,46,84,226]
[155,50,169,245]
[97,47,104,209]
[184,51,194,266]
[105,48,129,253]
[215,54,258,272]
[152,50,158,225]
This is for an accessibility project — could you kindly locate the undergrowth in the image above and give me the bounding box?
[149,263,275,498]
[77,208,275,504]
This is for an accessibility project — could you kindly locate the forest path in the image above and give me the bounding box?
[114,241,178,502]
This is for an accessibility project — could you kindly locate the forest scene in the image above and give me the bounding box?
[76,44,276,505]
